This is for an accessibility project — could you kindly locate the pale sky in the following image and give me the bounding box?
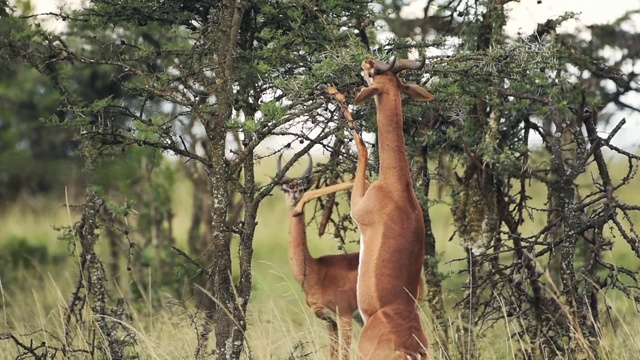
[504,0,640,36]
[397,0,640,36]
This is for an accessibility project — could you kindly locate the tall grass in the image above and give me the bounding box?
[1,156,639,359]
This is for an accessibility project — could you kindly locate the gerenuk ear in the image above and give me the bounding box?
[402,83,434,102]
[354,85,380,105]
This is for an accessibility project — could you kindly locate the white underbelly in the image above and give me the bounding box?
[356,233,367,324]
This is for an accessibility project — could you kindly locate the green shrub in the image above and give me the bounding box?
[0,235,49,268]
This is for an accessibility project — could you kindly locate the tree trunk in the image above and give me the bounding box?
[207,143,236,359]
[236,145,258,359]
[452,3,508,357]
[549,110,597,359]
[199,1,249,359]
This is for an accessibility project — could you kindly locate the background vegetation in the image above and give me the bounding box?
[1,0,639,359]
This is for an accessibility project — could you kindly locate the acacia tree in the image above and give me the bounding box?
[378,0,640,358]
[0,0,134,203]
[3,0,380,358]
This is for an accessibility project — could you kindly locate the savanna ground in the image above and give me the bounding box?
[1,155,639,359]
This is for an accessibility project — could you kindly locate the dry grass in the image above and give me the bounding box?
[1,156,639,359]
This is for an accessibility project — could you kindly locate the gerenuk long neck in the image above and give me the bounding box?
[287,207,315,286]
[374,89,413,190]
